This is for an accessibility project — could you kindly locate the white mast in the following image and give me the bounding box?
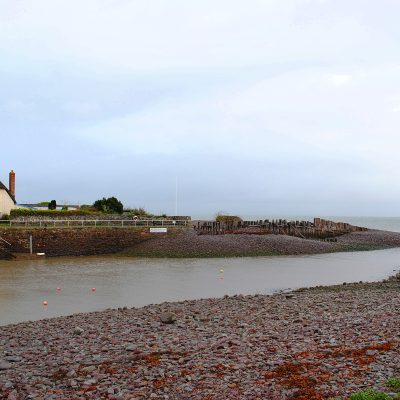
[175,176,178,216]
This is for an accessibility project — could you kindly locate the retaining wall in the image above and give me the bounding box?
[0,227,185,259]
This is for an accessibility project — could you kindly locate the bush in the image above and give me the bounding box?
[93,197,124,214]
[349,389,392,400]
[215,213,242,223]
[10,208,98,218]
[125,207,153,217]
[48,200,57,210]
[80,205,98,212]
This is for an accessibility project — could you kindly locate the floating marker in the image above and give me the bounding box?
[220,269,224,273]
[56,287,61,292]
[43,300,48,306]
[91,287,96,293]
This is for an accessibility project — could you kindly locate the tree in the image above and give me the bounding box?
[93,197,124,214]
[48,200,57,210]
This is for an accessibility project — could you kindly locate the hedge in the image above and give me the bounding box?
[10,208,100,218]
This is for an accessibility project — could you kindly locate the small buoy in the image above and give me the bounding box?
[43,300,48,306]
[56,287,61,292]
[91,287,96,293]
[220,269,224,273]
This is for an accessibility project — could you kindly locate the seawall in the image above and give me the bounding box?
[0,227,185,259]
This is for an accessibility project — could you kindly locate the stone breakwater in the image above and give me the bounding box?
[1,275,399,399]
[196,217,367,239]
[121,229,400,258]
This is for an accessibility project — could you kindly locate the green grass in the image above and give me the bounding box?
[387,377,400,392]
[349,389,392,400]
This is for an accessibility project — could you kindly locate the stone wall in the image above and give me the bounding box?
[10,214,192,222]
[0,227,185,258]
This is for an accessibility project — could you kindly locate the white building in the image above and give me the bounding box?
[0,170,17,217]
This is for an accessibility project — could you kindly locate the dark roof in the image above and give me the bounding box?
[0,181,16,204]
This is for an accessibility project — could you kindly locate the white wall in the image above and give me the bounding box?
[0,190,16,217]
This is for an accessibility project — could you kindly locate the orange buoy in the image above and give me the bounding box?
[91,287,96,293]
[43,300,48,306]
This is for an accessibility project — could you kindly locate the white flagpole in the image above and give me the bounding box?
[175,177,178,216]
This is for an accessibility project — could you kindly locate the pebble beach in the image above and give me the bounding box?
[1,274,399,399]
[121,229,400,258]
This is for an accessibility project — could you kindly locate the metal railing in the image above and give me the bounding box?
[0,236,12,246]
[0,219,190,229]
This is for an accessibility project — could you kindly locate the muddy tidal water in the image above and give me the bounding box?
[1,249,400,325]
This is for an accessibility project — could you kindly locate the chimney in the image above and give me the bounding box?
[9,170,15,199]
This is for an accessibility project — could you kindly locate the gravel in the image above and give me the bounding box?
[1,274,399,399]
[120,229,400,258]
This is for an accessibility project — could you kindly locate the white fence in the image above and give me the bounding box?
[0,219,190,229]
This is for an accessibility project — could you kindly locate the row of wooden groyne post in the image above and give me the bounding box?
[195,218,368,240]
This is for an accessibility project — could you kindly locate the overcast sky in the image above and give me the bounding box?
[1,0,400,218]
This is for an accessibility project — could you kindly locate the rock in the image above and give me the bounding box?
[67,369,76,378]
[81,365,96,373]
[73,327,84,335]
[83,378,97,385]
[285,294,295,299]
[4,356,22,362]
[0,360,12,370]
[69,379,78,387]
[160,312,176,324]
[6,391,18,400]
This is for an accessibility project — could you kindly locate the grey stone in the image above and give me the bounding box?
[81,365,96,373]
[160,312,176,324]
[0,360,12,370]
[4,356,22,362]
[73,327,84,335]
